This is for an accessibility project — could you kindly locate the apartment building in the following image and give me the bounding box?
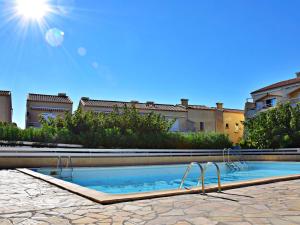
[26,93,73,128]
[0,90,12,123]
[79,97,244,143]
[245,73,300,118]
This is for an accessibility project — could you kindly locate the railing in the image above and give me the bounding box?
[0,147,300,157]
[223,148,247,171]
[179,162,222,193]
[207,162,222,192]
[56,156,73,179]
[179,162,205,193]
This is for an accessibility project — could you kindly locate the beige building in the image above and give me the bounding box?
[0,90,12,123]
[181,99,244,143]
[79,97,188,132]
[26,93,73,128]
[79,97,244,143]
[245,73,300,118]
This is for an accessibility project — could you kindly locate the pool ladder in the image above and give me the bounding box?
[223,148,247,171]
[179,162,221,194]
[56,156,73,179]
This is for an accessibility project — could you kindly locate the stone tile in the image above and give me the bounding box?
[0,170,300,225]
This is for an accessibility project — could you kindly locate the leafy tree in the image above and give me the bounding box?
[243,103,300,148]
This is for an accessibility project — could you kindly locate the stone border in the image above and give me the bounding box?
[17,168,300,205]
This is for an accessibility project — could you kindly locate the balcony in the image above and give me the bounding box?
[245,97,300,118]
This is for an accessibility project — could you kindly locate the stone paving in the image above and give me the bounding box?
[0,170,300,225]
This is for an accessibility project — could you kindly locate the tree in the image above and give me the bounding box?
[243,103,300,148]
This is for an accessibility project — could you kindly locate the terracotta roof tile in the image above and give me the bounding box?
[0,90,11,96]
[188,105,243,113]
[251,77,300,94]
[30,106,71,112]
[28,93,72,104]
[188,105,214,110]
[81,99,187,112]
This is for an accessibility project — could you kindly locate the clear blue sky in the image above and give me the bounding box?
[1,0,300,128]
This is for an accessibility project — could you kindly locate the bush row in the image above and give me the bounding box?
[0,106,232,149]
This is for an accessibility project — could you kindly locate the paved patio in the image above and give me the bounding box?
[0,170,300,225]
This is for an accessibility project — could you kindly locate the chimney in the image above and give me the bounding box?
[296,72,300,78]
[146,101,155,106]
[181,99,189,108]
[131,100,139,106]
[58,93,67,97]
[216,102,223,110]
[81,97,90,101]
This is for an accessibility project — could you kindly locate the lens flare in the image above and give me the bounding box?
[56,0,75,15]
[45,28,64,47]
[77,47,87,56]
[15,0,51,20]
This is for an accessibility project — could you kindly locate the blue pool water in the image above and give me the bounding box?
[34,161,300,194]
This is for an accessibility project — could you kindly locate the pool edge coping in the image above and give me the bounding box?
[17,168,300,204]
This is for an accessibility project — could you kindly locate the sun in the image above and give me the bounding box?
[15,0,51,21]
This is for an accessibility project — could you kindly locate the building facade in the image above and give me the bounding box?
[79,97,244,143]
[26,93,73,128]
[181,100,244,144]
[0,90,12,123]
[79,98,188,132]
[245,73,300,118]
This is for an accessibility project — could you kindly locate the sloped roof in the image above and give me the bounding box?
[80,98,187,112]
[0,90,11,96]
[251,77,300,94]
[187,105,214,110]
[28,93,72,104]
[188,104,244,113]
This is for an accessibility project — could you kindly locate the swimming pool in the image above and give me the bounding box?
[34,161,300,194]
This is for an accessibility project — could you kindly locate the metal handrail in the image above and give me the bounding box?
[223,148,232,163]
[56,156,73,179]
[179,162,222,194]
[222,148,227,162]
[211,162,221,192]
[179,162,205,194]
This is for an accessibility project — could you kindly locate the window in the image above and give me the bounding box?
[234,123,239,133]
[225,123,229,129]
[199,122,204,131]
[265,98,277,107]
[170,119,180,132]
[41,113,56,121]
[256,102,264,110]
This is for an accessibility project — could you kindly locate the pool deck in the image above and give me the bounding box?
[1,170,300,225]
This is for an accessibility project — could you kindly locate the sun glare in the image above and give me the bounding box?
[15,0,50,20]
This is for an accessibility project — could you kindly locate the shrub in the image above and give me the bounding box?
[0,107,232,149]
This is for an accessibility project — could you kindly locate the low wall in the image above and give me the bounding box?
[1,155,300,169]
[0,147,300,168]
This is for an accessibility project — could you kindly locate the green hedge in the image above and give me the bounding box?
[0,107,232,149]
